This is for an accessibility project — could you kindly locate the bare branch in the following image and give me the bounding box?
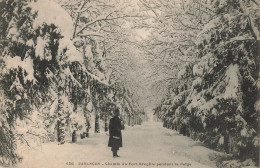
[72,0,89,38]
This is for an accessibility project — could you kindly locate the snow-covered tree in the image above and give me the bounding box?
[0,0,146,166]
[0,0,86,163]
[186,0,259,160]
[151,0,259,164]
[0,0,37,165]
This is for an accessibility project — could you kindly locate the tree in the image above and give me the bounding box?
[0,0,87,164]
[149,0,259,165]
[61,0,147,125]
[186,0,259,160]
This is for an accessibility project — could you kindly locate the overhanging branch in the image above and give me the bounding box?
[76,15,143,35]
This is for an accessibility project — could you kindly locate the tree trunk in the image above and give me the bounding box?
[57,90,66,144]
[72,130,77,143]
[57,119,65,144]
[163,120,167,127]
[138,114,141,125]
[104,114,108,132]
[224,135,229,153]
[187,126,191,137]
[86,118,90,137]
[83,99,91,137]
[95,113,100,133]
[80,133,86,139]
[228,134,232,154]
[128,115,131,126]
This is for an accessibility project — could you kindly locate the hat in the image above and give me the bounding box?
[114,108,120,115]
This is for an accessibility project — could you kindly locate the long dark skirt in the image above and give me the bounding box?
[108,136,122,151]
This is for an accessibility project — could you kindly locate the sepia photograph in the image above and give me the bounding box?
[0,0,259,167]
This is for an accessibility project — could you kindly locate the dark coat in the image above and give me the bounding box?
[108,115,123,150]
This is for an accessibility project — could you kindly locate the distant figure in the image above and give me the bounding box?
[108,108,124,158]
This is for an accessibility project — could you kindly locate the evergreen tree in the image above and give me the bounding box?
[152,0,259,164]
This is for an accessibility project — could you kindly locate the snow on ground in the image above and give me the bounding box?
[16,121,229,168]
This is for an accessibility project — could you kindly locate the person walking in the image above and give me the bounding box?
[108,108,124,158]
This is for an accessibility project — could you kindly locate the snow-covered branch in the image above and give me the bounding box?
[76,15,143,35]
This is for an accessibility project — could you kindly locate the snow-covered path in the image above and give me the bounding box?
[17,121,222,168]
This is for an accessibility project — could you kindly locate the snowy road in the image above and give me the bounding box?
[17,121,222,168]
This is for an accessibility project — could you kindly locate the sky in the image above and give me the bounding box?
[135,28,152,41]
